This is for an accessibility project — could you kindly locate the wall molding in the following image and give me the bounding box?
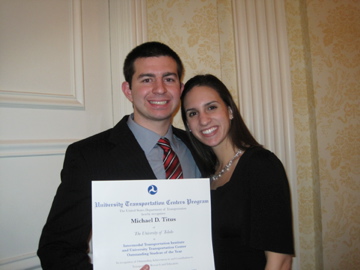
[232,0,300,268]
[0,139,76,158]
[109,0,147,124]
[0,252,40,270]
[0,0,84,110]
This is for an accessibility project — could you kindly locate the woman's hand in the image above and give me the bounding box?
[140,264,150,270]
[265,251,292,270]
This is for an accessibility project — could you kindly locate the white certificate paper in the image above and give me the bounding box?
[92,178,215,270]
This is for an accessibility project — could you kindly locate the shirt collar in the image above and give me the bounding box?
[127,113,175,154]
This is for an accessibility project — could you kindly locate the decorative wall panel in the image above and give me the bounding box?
[109,0,147,123]
[0,0,84,109]
[0,1,143,269]
[232,0,300,268]
[0,139,74,158]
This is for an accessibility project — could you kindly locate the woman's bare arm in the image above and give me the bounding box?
[265,251,293,270]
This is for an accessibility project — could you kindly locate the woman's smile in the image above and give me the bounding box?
[184,85,232,148]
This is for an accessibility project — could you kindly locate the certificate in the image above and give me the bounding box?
[92,178,215,270]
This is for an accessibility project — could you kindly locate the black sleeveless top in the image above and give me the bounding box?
[211,147,294,269]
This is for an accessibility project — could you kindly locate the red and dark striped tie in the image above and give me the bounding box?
[157,138,183,179]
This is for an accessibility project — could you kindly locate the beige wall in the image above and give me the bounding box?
[286,0,360,269]
[147,0,360,269]
[147,0,237,127]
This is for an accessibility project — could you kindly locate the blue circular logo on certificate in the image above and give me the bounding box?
[148,185,158,195]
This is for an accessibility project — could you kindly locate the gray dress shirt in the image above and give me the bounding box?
[127,114,201,179]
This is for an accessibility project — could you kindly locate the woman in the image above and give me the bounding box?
[180,74,294,269]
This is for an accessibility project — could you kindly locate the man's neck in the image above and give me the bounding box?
[132,115,172,136]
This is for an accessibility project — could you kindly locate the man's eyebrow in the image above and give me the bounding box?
[136,72,178,79]
[137,73,155,79]
[162,72,178,78]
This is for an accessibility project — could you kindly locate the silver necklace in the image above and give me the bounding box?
[211,149,243,181]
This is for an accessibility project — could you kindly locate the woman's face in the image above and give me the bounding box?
[183,86,233,149]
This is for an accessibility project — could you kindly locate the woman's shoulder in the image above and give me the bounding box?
[242,146,274,160]
[240,146,285,173]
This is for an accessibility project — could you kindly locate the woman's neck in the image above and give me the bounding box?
[211,141,243,190]
[213,141,237,169]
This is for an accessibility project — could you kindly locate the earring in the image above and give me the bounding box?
[228,107,234,120]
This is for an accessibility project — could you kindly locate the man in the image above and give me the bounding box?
[38,42,205,269]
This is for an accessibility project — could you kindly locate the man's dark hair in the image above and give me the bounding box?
[123,41,184,88]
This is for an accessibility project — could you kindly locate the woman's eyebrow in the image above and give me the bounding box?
[185,101,218,112]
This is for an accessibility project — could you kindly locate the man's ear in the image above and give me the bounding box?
[122,81,133,102]
[180,82,184,94]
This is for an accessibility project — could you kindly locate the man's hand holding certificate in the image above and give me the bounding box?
[92,178,215,270]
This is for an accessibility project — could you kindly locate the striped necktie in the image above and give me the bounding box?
[157,138,183,179]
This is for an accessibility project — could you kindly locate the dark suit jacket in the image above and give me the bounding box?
[38,115,206,270]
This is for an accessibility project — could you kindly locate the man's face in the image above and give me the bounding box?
[122,56,183,130]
